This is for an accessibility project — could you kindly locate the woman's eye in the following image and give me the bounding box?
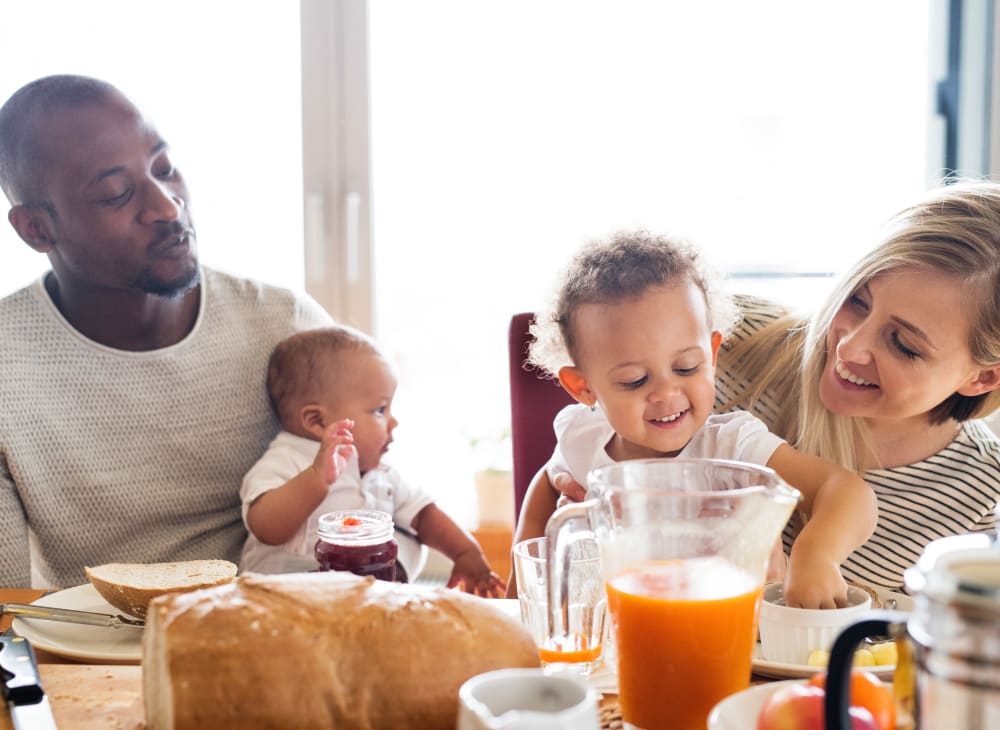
[847,292,869,312]
[891,333,921,360]
[155,165,177,180]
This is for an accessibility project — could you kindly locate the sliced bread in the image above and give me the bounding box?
[85,560,238,618]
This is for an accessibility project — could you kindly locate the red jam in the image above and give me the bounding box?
[315,510,398,581]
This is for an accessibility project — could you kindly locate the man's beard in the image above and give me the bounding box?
[136,262,201,299]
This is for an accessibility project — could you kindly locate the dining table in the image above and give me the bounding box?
[1,587,784,730]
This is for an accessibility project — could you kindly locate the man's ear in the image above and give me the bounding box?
[299,404,327,439]
[956,364,1000,397]
[710,331,723,367]
[8,205,55,253]
[558,366,596,407]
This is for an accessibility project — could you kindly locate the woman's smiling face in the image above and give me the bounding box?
[819,267,990,424]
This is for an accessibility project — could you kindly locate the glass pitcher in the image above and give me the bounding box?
[545,458,800,730]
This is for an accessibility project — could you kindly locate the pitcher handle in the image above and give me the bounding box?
[544,499,597,643]
[824,609,909,730]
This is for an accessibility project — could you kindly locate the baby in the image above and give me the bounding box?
[240,325,505,597]
[514,230,878,608]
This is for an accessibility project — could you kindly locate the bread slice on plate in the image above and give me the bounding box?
[85,560,238,619]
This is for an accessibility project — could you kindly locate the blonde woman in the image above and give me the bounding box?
[716,180,1000,591]
[532,180,1000,593]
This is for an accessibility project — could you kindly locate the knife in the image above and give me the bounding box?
[1,636,59,730]
[1,603,144,629]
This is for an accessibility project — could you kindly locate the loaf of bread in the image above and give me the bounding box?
[143,571,540,730]
[85,560,237,618]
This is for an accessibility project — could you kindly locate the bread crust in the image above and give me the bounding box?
[85,560,238,619]
[143,572,540,730]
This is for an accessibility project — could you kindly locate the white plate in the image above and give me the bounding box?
[708,680,802,729]
[751,588,912,680]
[10,584,143,664]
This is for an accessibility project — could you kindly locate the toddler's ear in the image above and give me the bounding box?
[710,331,723,366]
[558,366,596,407]
[299,404,327,439]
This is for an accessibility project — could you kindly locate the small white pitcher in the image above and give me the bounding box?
[456,668,600,730]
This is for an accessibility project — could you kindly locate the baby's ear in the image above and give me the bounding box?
[299,404,327,439]
[558,366,596,407]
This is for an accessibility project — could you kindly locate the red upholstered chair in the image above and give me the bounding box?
[508,313,575,525]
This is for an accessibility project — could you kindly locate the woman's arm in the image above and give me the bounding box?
[767,443,878,608]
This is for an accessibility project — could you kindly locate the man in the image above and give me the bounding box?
[0,75,332,588]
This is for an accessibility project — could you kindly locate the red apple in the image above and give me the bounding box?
[757,683,879,730]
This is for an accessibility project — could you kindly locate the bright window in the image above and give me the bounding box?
[0,1,304,297]
[368,2,933,524]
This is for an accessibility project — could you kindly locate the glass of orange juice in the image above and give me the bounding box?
[545,458,799,730]
[513,536,607,676]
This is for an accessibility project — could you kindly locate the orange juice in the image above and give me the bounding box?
[606,557,762,730]
[538,632,603,664]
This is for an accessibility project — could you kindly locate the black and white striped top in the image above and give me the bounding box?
[716,296,1000,591]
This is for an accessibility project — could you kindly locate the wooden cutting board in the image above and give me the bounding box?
[0,664,143,730]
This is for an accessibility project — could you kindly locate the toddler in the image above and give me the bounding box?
[240,325,505,597]
[515,230,878,608]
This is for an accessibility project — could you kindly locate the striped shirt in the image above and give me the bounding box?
[717,295,1000,591]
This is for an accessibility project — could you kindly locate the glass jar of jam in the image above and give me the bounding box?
[315,509,398,581]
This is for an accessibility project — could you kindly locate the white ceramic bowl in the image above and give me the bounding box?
[758,583,872,665]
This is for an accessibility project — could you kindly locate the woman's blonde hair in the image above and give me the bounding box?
[528,229,738,377]
[723,180,1000,471]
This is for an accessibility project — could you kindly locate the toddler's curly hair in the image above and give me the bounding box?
[528,229,737,377]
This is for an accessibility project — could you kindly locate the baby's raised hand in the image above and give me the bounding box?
[446,549,507,598]
[313,419,354,484]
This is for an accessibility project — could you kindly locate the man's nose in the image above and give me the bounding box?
[138,179,184,225]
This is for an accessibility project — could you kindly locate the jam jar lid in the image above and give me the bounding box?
[903,532,1000,613]
[317,509,394,545]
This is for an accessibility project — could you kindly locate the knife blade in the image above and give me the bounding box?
[1,603,144,629]
[1,636,59,730]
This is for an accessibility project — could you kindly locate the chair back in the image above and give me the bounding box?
[508,313,575,524]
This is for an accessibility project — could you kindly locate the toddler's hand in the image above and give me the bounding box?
[313,419,354,484]
[783,550,848,609]
[447,550,506,598]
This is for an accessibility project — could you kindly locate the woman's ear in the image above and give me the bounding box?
[558,366,597,407]
[956,364,1000,397]
[299,404,327,439]
[710,331,723,367]
[8,205,56,253]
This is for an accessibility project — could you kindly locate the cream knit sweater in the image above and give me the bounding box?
[0,268,332,588]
